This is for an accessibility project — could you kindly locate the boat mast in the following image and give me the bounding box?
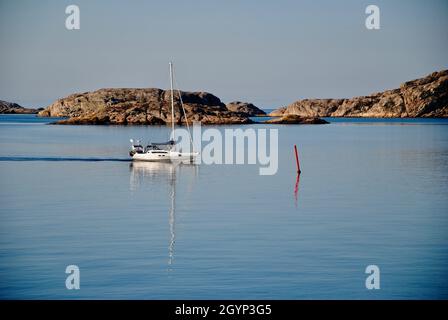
[169,62,175,141]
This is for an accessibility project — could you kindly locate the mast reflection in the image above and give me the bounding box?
[129,161,197,267]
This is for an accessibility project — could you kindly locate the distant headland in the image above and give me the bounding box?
[0,100,38,114]
[270,70,448,118]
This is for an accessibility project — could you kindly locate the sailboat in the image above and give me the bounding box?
[129,62,199,162]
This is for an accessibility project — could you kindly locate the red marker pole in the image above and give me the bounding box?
[294,145,301,174]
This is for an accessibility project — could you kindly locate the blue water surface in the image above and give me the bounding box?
[0,114,447,299]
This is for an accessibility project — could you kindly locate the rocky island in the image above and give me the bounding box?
[38,88,268,125]
[265,114,329,124]
[36,70,447,125]
[225,101,266,117]
[0,100,37,114]
[269,70,448,118]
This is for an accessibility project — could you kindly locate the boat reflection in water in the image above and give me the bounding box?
[129,161,198,267]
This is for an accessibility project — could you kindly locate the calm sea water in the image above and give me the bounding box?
[0,114,447,299]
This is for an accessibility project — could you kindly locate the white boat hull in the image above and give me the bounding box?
[132,151,199,162]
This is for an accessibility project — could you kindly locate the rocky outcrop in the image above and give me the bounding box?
[265,114,328,124]
[271,70,448,118]
[268,107,287,117]
[38,88,254,125]
[225,101,266,116]
[0,100,37,114]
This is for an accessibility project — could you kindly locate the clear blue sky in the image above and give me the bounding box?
[1,0,447,109]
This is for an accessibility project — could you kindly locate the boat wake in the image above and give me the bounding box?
[0,156,131,162]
